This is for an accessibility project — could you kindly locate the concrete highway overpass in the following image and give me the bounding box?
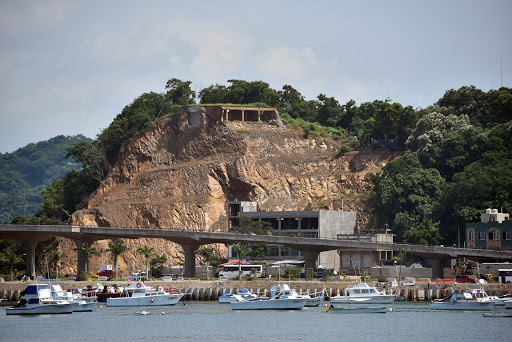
[2,224,512,278]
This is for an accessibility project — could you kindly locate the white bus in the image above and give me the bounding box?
[218,264,263,279]
[498,269,512,284]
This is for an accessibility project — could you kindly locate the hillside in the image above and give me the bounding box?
[62,107,398,276]
[0,135,91,219]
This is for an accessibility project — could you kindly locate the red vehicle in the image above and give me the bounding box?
[455,275,477,283]
[99,269,114,277]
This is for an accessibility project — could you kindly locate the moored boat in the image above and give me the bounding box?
[219,288,262,303]
[482,312,512,317]
[330,283,396,304]
[325,304,391,314]
[6,284,74,315]
[50,284,97,312]
[268,284,321,307]
[430,289,493,311]
[231,284,307,310]
[106,281,184,307]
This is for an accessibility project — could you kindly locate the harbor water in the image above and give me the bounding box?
[1,302,510,342]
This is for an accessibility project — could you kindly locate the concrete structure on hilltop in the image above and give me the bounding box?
[227,201,357,269]
[198,105,280,123]
[466,209,512,251]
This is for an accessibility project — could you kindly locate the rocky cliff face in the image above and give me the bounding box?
[61,108,398,276]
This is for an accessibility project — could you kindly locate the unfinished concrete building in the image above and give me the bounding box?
[200,105,279,123]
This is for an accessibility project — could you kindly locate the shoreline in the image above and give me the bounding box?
[1,279,511,304]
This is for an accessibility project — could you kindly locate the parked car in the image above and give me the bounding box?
[455,275,477,283]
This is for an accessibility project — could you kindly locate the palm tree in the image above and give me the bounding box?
[108,240,128,279]
[50,250,66,279]
[196,247,218,280]
[74,242,100,280]
[136,245,155,279]
[393,248,406,282]
[150,254,167,277]
[232,244,252,279]
[0,248,23,281]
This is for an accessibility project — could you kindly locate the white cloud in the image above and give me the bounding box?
[257,46,323,78]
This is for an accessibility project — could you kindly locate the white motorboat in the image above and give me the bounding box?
[304,296,322,307]
[106,281,183,307]
[6,284,74,315]
[231,284,307,310]
[430,290,493,311]
[50,284,97,312]
[330,283,396,304]
[268,284,321,307]
[325,304,391,314]
[491,294,512,306]
[218,289,262,303]
[504,299,512,309]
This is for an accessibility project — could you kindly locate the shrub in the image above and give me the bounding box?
[336,145,351,156]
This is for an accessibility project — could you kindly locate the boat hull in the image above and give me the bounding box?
[72,302,98,312]
[429,302,492,311]
[106,294,183,307]
[328,306,390,314]
[219,295,237,303]
[305,297,321,307]
[231,298,307,310]
[330,295,395,304]
[6,304,74,315]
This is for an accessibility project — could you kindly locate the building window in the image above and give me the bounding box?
[262,218,279,231]
[268,246,280,257]
[281,218,298,230]
[478,232,486,240]
[469,231,474,241]
[503,232,512,241]
[301,217,319,230]
[488,231,499,241]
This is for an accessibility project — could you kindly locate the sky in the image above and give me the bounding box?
[1,0,511,153]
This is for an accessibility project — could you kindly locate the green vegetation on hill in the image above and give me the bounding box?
[20,78,510,247]
[0,135,91,221]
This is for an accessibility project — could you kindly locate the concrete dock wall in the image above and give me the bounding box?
[2,286,511,304]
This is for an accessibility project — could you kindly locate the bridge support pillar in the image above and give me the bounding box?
[182,244,200,278]
[301,250,320,270]
[428,257,448,279]
[23,240,40,279]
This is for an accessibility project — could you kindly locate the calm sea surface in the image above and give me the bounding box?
[1,302,510,342]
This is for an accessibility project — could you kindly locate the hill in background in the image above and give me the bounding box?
[0,134,92,220]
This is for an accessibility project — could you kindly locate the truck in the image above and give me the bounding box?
[98,264,114,277]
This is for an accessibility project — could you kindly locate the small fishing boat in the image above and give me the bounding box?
[482,312,512,317]
[231,284,307,310]
[430,289,493,311]
[50,284,97,312]
[106,281,183,307]
[330,283,396,304]
[325,304,391,314]
[6,284,74,315]
[268,285,322,307]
